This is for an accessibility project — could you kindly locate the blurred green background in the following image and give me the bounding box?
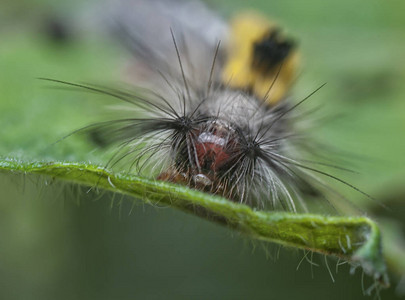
[1,0,405,299]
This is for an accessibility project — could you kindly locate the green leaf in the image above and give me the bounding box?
[0,158,389,288]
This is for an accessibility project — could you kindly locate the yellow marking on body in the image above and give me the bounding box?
[223,13,299,105]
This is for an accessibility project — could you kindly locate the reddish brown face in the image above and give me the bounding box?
[195,126,235,173]
[158,120,241,194]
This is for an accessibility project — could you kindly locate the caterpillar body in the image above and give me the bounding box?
[50,0,366,212]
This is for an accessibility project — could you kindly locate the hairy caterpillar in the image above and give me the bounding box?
[45,0,372,213]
